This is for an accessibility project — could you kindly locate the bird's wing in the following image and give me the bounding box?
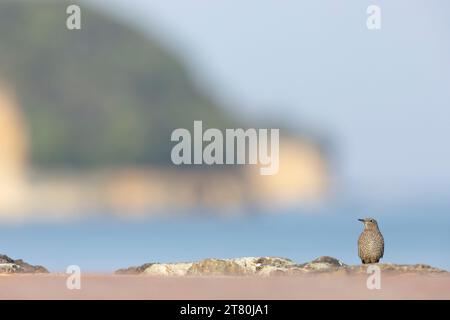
[357,233,363,259]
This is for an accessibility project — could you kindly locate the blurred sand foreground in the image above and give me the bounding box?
[0,274,449,300]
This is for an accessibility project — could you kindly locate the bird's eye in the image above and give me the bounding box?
[370,219,374,222]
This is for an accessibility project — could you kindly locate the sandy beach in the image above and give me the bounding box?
[0,274,449,300]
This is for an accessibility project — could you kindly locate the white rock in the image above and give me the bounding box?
[143,263,192,276]
[226,257,259,273]
[0,263,20,273]
[257,266,288,277]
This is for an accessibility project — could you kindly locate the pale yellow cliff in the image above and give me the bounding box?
[0,86,29,215]
[0,87,329,221]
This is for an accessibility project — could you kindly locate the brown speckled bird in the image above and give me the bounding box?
[358,218,384,264]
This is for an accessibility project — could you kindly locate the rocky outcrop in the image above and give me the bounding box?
[116,256,448,276]
[0,254,48,274]
[115,263,155,275]
[188,259,248,276]
[344,263,445,274]
[144,263,193,276]
[296,256,345,271]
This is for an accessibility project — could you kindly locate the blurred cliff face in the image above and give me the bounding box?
[0,86,28,214]
[0,1,234,169]
[0,88,27,173]
[0,1,329,221]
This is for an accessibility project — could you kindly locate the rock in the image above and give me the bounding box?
[0,255,14,264]
[255,257,295,270]
[117,256,295,276]
[344,263,447,274]
[257,265,290,277]
[115,263,154,275]
[312,256,346,266]
[228,257,260,274]
[0,254,48,274]
[144,263,192,276]
[115,256,448,276]
[0,263,20,273]
[295,256,346,273]
[187,258,248,276]
[253,257,296,276]
[186,257,295,276]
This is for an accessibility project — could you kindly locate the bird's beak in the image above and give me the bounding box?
[358,219,365,222]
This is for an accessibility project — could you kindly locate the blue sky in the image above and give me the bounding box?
[91,0,450,200]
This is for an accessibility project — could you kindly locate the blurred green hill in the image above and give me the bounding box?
[0,1,234,168]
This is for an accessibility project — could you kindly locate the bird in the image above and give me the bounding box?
[357,218,384,264]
